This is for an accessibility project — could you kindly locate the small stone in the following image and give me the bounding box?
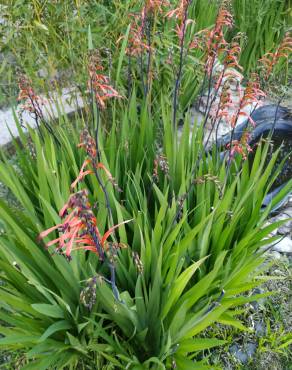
[269,251,282,260]
[273,269,286,276]
[246,342,257,358]
[271,237,292,254]
[270,213,289,223]
[229,344,239,355]
[277,221,292,235]
[250,287,266,310]
[282,207,292,217]
[229,345,248,364]
[255,321,266,336]
[253,287,264,295]
[37,67,49,78]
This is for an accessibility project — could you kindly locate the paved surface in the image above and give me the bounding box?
[0,87,84,146]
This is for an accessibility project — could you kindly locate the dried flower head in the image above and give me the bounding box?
[17,74,45,116]
[194,174,223,198]
[132,251,144,274]
[80,276,97,311]
[153,154,169,182]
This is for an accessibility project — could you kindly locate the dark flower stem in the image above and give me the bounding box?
[127,54,133,99]
[172,0,191,130]
[145,16,152,97]
[270,99,281,137]
[89,78,122,300]
[93,102,114,228]
[139,13,147,96]
[29,95,61,146]
[202,65,226,133]
[203,57,216,120]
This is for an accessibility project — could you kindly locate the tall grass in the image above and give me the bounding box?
[0,0,289,107]
[231,0,289,73]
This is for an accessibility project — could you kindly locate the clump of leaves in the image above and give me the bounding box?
[0,95,291,368]
[0,1,291,369]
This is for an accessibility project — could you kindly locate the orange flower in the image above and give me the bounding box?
[226,135,252,160]
[166,0,188,20]
[259,33,292,80]
[38,189,131,260]
[166,1,194,45]
[17,74,45,114]
[88,52,121,109]
[72,130,119,191]
[228,73,265,128]
[194,4,234,76]
[123,17,151,57]
[71,159,115,190]
[145,0,169,14]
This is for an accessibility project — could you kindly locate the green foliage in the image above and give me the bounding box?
[231,0,290,74]
[0,93,290,368]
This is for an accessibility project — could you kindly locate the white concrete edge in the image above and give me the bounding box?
[0,87,85,146]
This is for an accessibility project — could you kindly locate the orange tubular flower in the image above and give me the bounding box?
[38,189,131,260]
[18,74,45,113]
[71,159,93,189]
[121,6,156,58]
[166,0,194,44]
[259,33,292,80]
[223,41,243,71]
[88,52,121,109]
[226,132,252,160]
[119,1,169,57]
[38,128,129,302]
[194,4,233,76]
[72,129,119,191]
[166,0,188,20]
[228,73,265,129]
[145,0,169,14]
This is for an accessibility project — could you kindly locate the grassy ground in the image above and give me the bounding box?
[206,255,292,369]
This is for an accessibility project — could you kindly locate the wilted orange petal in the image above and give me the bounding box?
[71,170,94,189]
[101,219,132,247]
[96,163,113,180]
[38,224,62,240]
[72,246,99,254]
[59,203,69,217]
[66,228,79,256]
[46,237,61,247]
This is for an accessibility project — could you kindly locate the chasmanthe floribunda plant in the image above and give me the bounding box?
[0,0,291,369]
[0,104,290,368]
